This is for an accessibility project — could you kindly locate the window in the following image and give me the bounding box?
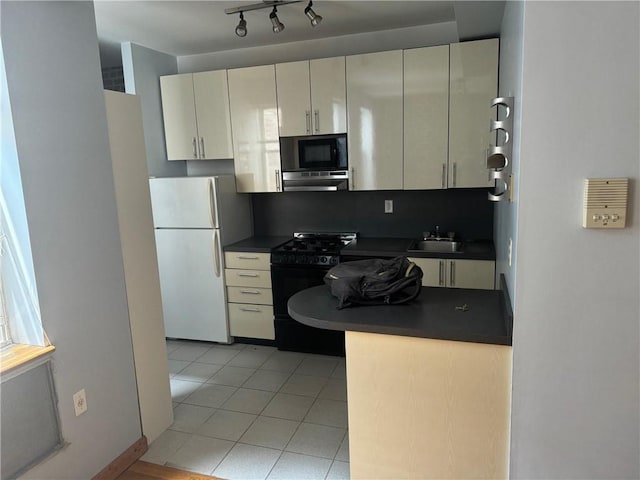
[0,232,12,347]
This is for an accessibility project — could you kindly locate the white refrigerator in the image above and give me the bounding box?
[149,176,252,343]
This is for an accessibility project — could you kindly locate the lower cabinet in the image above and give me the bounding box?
[224,252,275,340]
[409,258,495,289]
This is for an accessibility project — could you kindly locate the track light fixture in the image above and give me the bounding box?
[270,7,285,33]
[304,1,322,27]
[235,12,247,37]
[224,0,323,38]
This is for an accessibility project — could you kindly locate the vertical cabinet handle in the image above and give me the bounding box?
[450,261,455,287]
[208,178,217,228]
[452,162,457,187]
[305,111,311,134]
[200,137,206,159]
[439,260,445,286]
[350,167,355,190]
[275,169,281,192]
[441,164,446,189]
[192,137,198,159]
[314,110,320,133]
[212,230,221,278]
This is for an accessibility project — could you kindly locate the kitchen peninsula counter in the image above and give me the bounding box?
[288,283,512,346]
[289,283,513,479]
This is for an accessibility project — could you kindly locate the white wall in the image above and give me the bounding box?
[1,2,142,478]
[122,42,185,178]
[493,1,523,302]
[510,2,639,477]
[178,21,459,72]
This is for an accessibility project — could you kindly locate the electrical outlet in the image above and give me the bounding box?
[384,199,393,214]
[73,389,87,416]
[508,238,513,267]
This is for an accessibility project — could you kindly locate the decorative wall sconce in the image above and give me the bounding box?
[487,96,514,202]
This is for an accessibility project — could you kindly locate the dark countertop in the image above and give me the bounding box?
[288,285,512,346]
[224,236,290,253]
[341,237,495,260]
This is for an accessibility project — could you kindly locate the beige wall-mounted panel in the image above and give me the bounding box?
[347,50,403,191]
[346,331,511,479]
[228,303,275,339]
[449,38,498,188]
[404,45,450,190]
[225,268,272,289]
[224,251,271,270]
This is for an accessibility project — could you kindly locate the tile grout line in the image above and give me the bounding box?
[166,341,350,478]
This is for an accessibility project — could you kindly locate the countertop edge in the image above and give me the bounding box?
[288,286,512,347]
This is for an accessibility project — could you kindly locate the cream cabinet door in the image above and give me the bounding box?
[409,257,445,287]
[404,45,450,190]
[310,56,346,135]
[193,70,233,160]
[275,61,312,137]
[449,38,499,188]
[449,259,495,289]
[228,65,281,193]
[160,73,198,160]
[347,51,403,191]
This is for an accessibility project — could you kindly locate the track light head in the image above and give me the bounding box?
[304,1,322,27]
[235,12,247,37]
[270,6,285,33]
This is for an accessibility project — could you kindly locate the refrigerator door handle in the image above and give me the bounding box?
[208,178,219,228]
[213,230,221,278]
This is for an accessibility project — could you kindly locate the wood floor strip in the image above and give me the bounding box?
[120,461,222,480]
[93,437,148,480]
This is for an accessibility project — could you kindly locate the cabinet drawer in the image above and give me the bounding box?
[226,286,273,305]
[225,269,272,288]
[228,303,275,340]
[225,252,271,270]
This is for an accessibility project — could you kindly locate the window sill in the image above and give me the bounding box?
[0,343,56,377]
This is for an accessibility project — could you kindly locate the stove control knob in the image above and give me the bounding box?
[320,256,327,263]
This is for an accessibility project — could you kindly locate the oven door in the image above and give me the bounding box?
[271,264,345,356]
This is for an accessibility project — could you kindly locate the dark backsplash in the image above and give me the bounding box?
[252,188,494,241]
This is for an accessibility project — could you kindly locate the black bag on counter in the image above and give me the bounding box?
[323,256,423,309]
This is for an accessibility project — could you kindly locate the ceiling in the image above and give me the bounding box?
[94,1,505,67]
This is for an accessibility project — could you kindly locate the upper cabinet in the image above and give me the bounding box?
[276,57,346,137]
[346,50,403,191]
[228,65,281,193]
[403,45,450,190]
[448,38,499,188]
[160,71,233,161]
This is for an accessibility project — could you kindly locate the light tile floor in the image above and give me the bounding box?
[143,340,350,480]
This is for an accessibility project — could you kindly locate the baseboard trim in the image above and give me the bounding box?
[92,436,148,480]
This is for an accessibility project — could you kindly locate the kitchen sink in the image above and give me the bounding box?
[407,239,463,253]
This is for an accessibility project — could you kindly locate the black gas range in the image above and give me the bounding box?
[271,232,356,356]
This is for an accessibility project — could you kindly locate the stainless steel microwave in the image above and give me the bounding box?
[279,134,349,191]
[297,135,347,170]
[279,134,347,172]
